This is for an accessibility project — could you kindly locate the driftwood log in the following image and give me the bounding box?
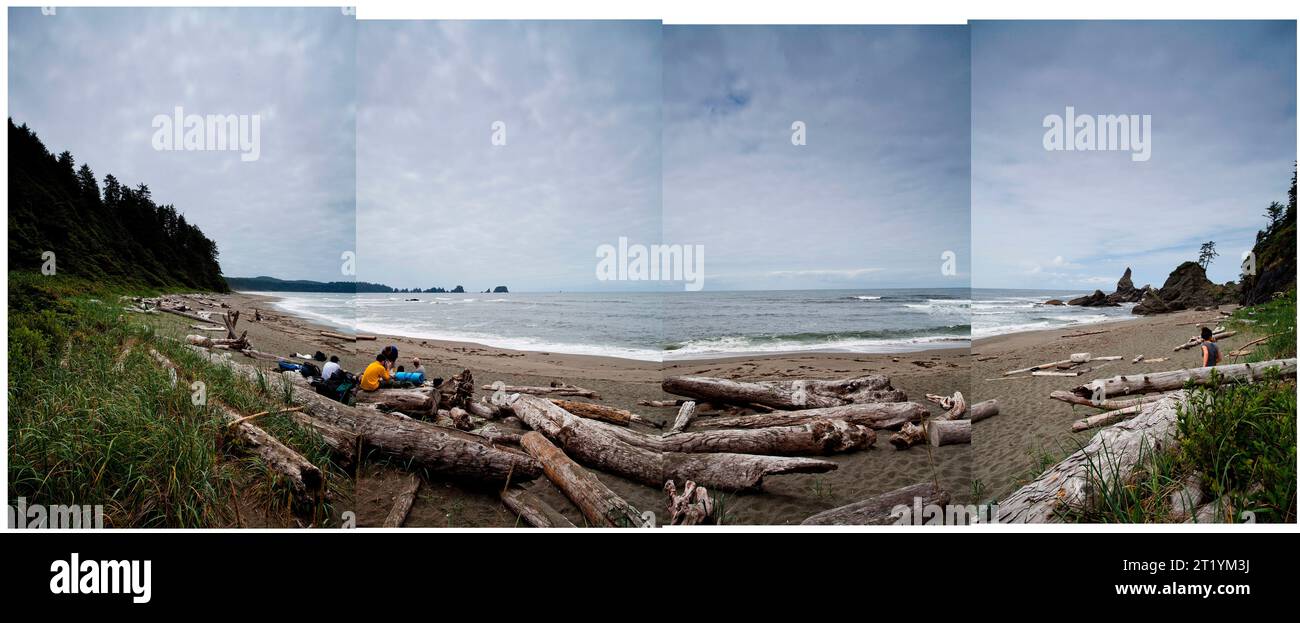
[664,480,714,525]
[698,401,926,431]
[1069,358,1296,401]
[212,401,324,509]
[925,391,967,420]
[667,401,697,434]
[967,399,999,422]
[484,382,599,398]
[1048,390,1174,411]
[502,393,836,492]
[383,474,421,528]
[519,432,644,528]
[587,417,875,455]
[801,482,950,525]
[927,419,971,446]
[437,369,475,410]
[889,422,927,449]
[997,393,1186,523]
[1173,331,1237,351]
[662,375,905,410]
[355,388,437,415]
[1070,404,1149,432]
[149,349,324,508]
[500,486,576,528]
[548,399,659,428]
[187,346,540,483]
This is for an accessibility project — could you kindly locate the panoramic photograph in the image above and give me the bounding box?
[971,20,1297,523]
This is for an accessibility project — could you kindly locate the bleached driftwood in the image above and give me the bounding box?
[1069,358,1296,400]
[1173,331,1236,352]
[924,391,967,420]
[519,432,643,528]
[697,402,927,431]
[587,417,876,456]
[996,393,1186,523]
[548,399,659,428]
[1049,390,1175,410]
[664,480,714,526]
[501,393,836,492]
[500,485,576,528]
[483,382,599,399]
[661,375,906,410]
[1071,404,1148,432]
[666,401,697,434]
[383,473,421,528]
[801,482,949,526]
[927,419,971,446]
[967,399,999,422]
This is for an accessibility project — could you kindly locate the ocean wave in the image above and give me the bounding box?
[662,326,971,358]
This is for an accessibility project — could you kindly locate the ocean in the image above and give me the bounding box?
[972,288,1138,339]
[261,288,971,361]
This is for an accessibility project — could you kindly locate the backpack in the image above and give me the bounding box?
[313,371,358,406]
[299,361,321,379]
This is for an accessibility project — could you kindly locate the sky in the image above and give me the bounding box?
[972,21,1297,291]
[356,21,662,292]
[663,26,972,291]
[7,7,356,283]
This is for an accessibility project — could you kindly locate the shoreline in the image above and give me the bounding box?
[151,290,972,526]
[248,290,972,364]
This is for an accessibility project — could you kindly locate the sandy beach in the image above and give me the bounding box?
[973,307,1241,500]
[147,291,972,526]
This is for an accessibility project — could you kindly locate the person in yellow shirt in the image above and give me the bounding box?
[360,353,394,391]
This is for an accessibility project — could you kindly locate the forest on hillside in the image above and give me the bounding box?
[8,119,227,291]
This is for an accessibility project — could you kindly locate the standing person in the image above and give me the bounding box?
[361,352,394,391]
[1200,327,1221,367]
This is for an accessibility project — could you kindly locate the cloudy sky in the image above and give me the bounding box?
[972,21,1296,291]
[356,21,661,292]
[664,26,971,291]
[8,7,356,282]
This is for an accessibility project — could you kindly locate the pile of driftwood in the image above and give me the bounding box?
[168,333,992,526]
[1049,358,1297,433]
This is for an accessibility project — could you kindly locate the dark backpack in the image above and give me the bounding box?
[300,361,321,379]
[313,371,358,406]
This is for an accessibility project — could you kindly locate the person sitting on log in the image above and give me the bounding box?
[1200,327,1221,368]
[411,357,425,374]
[360,352,395,391]
[321,355,341,382]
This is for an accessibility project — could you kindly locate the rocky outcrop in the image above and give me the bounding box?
[493,286,509,293]
[1065,267,1147,307]
[1132,262,1235,315]
[1042,299,1064,306]
[1105,267,1147,304]
[1067,290,1117,307]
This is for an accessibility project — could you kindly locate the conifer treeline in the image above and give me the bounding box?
[8,119,228,291]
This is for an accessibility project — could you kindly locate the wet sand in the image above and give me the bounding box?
[151,291,972,526]
[972,307,1238,501]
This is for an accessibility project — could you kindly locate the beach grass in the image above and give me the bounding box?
[1228,287,1296,363]
[8,271,348,527]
